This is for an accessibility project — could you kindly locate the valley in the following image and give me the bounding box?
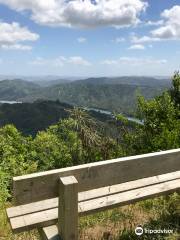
[0,76,170,115]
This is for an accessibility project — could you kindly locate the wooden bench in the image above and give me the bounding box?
[7,149,180,240]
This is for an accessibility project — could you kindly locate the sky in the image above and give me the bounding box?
[0,0,180,77]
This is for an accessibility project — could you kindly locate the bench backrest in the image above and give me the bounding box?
[13,149,180,205]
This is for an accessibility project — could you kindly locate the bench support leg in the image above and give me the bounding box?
[58,176,78,240]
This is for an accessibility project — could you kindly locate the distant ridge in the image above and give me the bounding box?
[0,77,171,115]
[0,79,40,101]
[74,76,171,88]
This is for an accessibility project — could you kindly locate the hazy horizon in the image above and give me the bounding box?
[0,74,172,80]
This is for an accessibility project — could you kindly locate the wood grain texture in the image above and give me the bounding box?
[39,225,60,240]
[7,171,180,218]
[9,178,180,233]
[58,176,78,240]
[13,149,180,204]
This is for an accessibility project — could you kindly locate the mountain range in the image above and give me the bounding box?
[0,76,171,115]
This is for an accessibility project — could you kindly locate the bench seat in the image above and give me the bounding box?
[7,171,180,234]
[39,225,60,240]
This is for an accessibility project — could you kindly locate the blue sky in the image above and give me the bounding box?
[0,0,180,77]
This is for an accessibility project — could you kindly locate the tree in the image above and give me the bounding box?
[169,71,180,108]
[122,77,180,155]
[32,115,94,171]
[67,108,101,148]
[0,125,37,202]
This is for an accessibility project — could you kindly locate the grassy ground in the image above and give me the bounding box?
[0,194,179,240]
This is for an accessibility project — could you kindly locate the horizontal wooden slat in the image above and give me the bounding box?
[7,198,57,219]
[10,208,57,233]
[7,171,180,218]
[39,225,59,240]
[79,179,180,215]
[9,178,180,233]
[13,149,180,204]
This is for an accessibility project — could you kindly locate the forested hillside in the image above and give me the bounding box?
[74,76,171,87]
[0,100,115,136]
[0,77,169,115]
[0,79,40,101]
[0,101,71,135]
[29,83,165,115]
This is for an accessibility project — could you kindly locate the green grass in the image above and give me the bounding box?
[1,193,179,240]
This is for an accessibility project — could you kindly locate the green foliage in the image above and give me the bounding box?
[0,171,10,206]
[0,79,40,101]
[68,108,101,148]
[123,90,180,154]
[39,83,164,115]
[0,74,179,240]
[0,125,37,203]
[33,131,73,170]
[0,100,71,136]
[116,114,128,125]
[169,71,180,108]
[0,78,168,115]
[38,118,85,168]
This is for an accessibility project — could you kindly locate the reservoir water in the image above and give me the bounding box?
[0,100,22,104]
[0,101,143,125]
[85,107,143,125]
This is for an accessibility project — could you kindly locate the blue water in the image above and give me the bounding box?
[85,107,143,125]
[0,100,22,104]
[0,101,143,125]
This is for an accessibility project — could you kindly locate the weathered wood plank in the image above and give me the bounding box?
[58,176,78,240]
[9,178,180,233]
[13,149,180,204]
[10,208,58,233]
[39,225,60,240]
[7,171,180,218]
[7,198,57,219]
[79,179,180,214]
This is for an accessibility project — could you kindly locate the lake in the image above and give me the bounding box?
[0,101,143,125]
[0,100,22,104]
[85,107,143,125]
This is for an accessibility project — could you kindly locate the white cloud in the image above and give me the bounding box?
[101,60,119,65]
[151,6,180,40]
[1,44,32,50]
[30,56,91,67]
[0,0,148,28]
[145,20,164,26]
[68,56,91,66]
[30,56,68,67]
[30,57,49,66]
[112,37,125,43]
[132,5,180,43]
[0,21,39,50]
[128,44,145,50]
[101,57,167,66]
[77,37,87,43]
[131,35,160,44]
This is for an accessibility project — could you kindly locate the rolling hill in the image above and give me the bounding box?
[0,79,40,101]
[0,100,114,136]
[0,100,71,135]
[23,82,168,115]
[0,77,170,115]
[74,76,171,87]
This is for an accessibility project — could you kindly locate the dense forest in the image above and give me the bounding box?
[0,73,179,240]
[0,77,170,115]
[0,101,72,135]
[0,100,119,136]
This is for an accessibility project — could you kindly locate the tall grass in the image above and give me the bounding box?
[1,193,179,240]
